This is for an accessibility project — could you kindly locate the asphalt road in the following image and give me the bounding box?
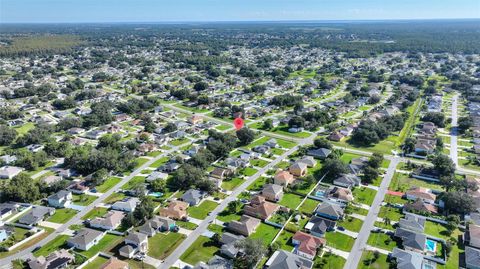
[160,134,314,268]
[0,143,186,267]
[450,94,459,167]
[343,157,400,269]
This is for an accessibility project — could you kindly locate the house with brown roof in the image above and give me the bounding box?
[188,115,203,125]
[326,186,354,203]
[404,199,438,215]
[328,131,344,142]
[274,170,295,187]
[210,167,232,180]
[159,201,189,220]
[292,231,326,260]
[100,257,129,269]
[289,162,307,177]
[261,184,284,202]
[405,187,436,204]
[228,215,261,236]
[243,196,281,220]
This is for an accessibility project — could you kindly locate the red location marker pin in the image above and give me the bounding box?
[233,117,244,130]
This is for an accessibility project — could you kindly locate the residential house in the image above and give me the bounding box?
[19,206,55,226]
[466,246,480,269]
[181,189,205,206]
[188,115,203,125]
[0,203,18,220]
[261,184,284,202]
[41,175,62,186]
[405,187,437,204]
[228,215,261,236]
[139,216,176,236]
[394,228,427,253]
[264,139,278,148]
[326,186,354,203]
[298,156,317,168]
[274,170,295,187]
[219,232,245,258]
[304,216,336,238]
[67,228,106,251]
[69,181,90,194]
[292,231,325,260]
[466,224,480,249]
[328,131,344,142]
[307,148,331,160]
[100,257,130,269]
[193,256,234,269]
[210,167,232,180]
[159,201,189,220]
[398,214,426,234]
[243,196,281,220]
[289,162,307,177]
[146,171,168,182]
[111,197,140,212]
[333,174,361,189]
[404,200,438,215]
[27,249,74,269]
[47,191,73,209]
[89,210,125,230]
[0,166,23,179]
[391,248,429,269]
[119,232,148,258]
[315,202,344,220]
[265,250,313,269]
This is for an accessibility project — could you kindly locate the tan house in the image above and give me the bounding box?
[274,170,295,187]
[159,201,189,220]
[228,215,261,236]
[89,210,125,230]
[243,196,281,220]
[326,186,354,202]
[100,257,130,269]
[289,162,307,177]
[405,187,436,204]
[188,115,203,125]
[261,184,284,202]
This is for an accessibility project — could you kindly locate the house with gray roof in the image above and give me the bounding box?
[466,246,480,269]
[333,174,360,189]
[265,250,313,269]
[307,148,331,160]
[304,216,336,238]
[193,255,234,269]
[398,214,426,234]
[138,216,176,236]
[220,232,244,258]
[111,197,139,212]
[261,184,284,202]
[0,166,23,179]
[181,189,205,206]
[67,228,105,251]
[391,248,425,269]
[47,190,72,208]
[315,202,344,220]
[18,206,55,226]
[394,228,427,253]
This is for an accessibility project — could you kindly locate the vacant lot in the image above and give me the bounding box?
[180,236,219,265]
[187,200,219,220]
[148,232,186,259]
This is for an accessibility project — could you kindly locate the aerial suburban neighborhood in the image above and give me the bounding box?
[0,4,479,269]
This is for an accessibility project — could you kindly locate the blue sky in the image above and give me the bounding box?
[1,0,479,23]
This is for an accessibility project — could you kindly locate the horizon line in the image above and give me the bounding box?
[1,17,479,25]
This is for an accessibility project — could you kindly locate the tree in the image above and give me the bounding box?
[90,168,108,186]
[403,137,416,154]
[432,154,455,176]
[236,127,255,146]
[234,238,267,269]
[422,112,445,128]
[121,212,136,229]
[0,125,17,146]
[263,119,273,130]
[133,196,155,222]
[445,215,460,235]
[368,153,384,169]
[288,116,305,128]
[458,116,472,133]
[363,166,380,184]
[442,191,476,214]
[168,164,205,190]
[321,158,348,179]
[163,122,177,133]
[313,137,332,149]
[151,179,167,192]
[194,81,208,91]
[227,200,242,213]
[2,174,41,203]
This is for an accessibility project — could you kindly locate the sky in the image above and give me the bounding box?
[0,0,479,23]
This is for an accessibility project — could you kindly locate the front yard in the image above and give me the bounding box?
[187,200,219,220]
[47,208,78,223]
[324,232,355,252]
[180,236,219,265]
[148,232,186,259]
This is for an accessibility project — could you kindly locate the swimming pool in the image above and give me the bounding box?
[315,190,325,197]
[425,239,437,252]
[148,192,163,198]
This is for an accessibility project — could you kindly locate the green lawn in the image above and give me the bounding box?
[352,187,376,206]
[378,206,403,222]
[337,216,363,233]
[133,157,150,169]
[81,207,108,220]
[83,256,109,269]
[187,200,219,220]
[148,232,186,259]
[367,232,396,251]
[325,232,355,252]
[72,194,97,206]
[240,167,258,177]
[171,138,190,146]
[176,220,198,230]
[279,193,304,209]
[298,199,320,214]
[33,235,69,257]
[121,176,145,190]
[217,209,242,223]
[247,177,269,191]
[272,127,311,138]
[424,221,449,239]
[275,230,295,251]
[149,157,170,169]
[271,148,286,155]
[389,172,444,192]
[276,139,297,149]
[246,136,270,149]
[180,236,219,265]
[221,177,244,191]
[251,159,269,168]
[207,224,225,235]
[95,177,122,193]
[250,223,280,246]
[47,208,78,223]
[340,152,363,164]
[215,124,231,131]
[77,234,123,258]
[103,192,126,204]
[359,251,390,269]
[314,252,346,268]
